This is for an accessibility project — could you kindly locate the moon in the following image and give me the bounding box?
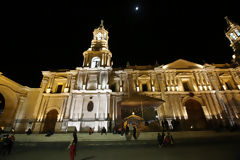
[135,6,139,11]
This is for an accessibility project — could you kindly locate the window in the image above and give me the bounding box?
[142,84,148,91]
[225,81,233,90]
[183,82,191,91]
[87,101,94,112]
[0,93,5,115]
[91,57,101,68]
[230,33,237,40]
[56,85,63,93]
[104,33,107,40]
[110,84,116,92]
[97,32,102,40]
[235,29,240,36]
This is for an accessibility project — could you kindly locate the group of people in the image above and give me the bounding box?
[157,131,174,148]
[0,133,15,155]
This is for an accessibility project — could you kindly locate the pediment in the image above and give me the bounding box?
[164,59,203,69]
[0,73,29,95]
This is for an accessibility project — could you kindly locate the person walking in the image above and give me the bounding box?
[101,127,107,135]
[68,140,76,160]
[125,124,129,136]
[157,132,164,148]
[88,127,93,135]
[133,126,137,140]
[163,132,174,147]
[73,130,78,144]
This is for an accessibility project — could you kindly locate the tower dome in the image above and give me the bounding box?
[82,20,112,68]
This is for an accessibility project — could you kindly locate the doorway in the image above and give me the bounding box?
[43,109,58,133]
[185,99,207,129]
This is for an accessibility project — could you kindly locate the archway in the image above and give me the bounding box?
[0,93,5,115]
[185,99,207,129]
[43,110,58,133]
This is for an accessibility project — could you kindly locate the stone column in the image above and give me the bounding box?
[106,93,110,119]
[13,96,26,131]
[156,72,166,119]
[59,98,67,121]
[208,71,234,126]
[69,95,77,120]
[96,93,100,119]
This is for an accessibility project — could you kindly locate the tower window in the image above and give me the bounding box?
[97,32,102,40]
[56,85,63,93]
[183,82,191,91]
[110,84,116,92]
[225,81,233,90]
[230,33,237,40]
[91,57,101,68]
[142,84,148,91]
[235,29,240,36]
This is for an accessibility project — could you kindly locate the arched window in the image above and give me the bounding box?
[87,101,94,112]
[230,32,237,40]
[0,93,5,115]
[91,57,101,68]
[235,29,240,36]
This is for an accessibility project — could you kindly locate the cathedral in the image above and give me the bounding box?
[0,18,240,133]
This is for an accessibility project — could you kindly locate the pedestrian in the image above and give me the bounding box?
[125,124,129,136]
[163,132,174,147]
[101,127,107,135]
[7,134,15,155]
[26,128,32,135]
[88,127,93,135]
[68,140,76,160]
[120,127,125,136]
[73,130,78,144]
[133,126,137,140]
[157,132,164,148]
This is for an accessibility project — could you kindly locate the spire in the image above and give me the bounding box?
[225,16,234,27]
[99,19,104,29]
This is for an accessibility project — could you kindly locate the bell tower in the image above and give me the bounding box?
[83,20,112,68]
[225,16,240,66]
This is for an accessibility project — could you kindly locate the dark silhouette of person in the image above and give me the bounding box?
[73,130,78,144]
[133,126,137,140]
[101,127,107,135]
[88,127,93,135]
[26,128,32,135]
[125,125,129,136]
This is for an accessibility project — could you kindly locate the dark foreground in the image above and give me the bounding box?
[1,136,240,160]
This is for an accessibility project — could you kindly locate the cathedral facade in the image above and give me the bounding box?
[0,18,240,133]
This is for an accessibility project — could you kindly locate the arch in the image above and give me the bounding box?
[0,85,18,126]
[184,99,207,129]
[182,96,204,106]
[91,57,101,68]
[0,93,5,115]
[43,109,58,133]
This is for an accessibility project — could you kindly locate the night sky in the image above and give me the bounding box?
[1,1,240,88]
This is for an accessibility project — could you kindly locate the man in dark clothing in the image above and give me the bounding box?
[133,126,137,140]
[157,131,165,147]
[101,127,107,135]
[125,125,129,136]
[73,131,78,144]
[26,128,32,135]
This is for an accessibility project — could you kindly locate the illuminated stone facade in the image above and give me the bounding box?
[0,19,240,133]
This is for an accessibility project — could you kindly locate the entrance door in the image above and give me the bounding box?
[43,110,58,133]
[185,99,207,129]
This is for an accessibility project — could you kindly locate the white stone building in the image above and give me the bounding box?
[0,19,240,133]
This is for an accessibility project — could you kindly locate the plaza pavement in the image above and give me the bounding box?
[14,130,240,142]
